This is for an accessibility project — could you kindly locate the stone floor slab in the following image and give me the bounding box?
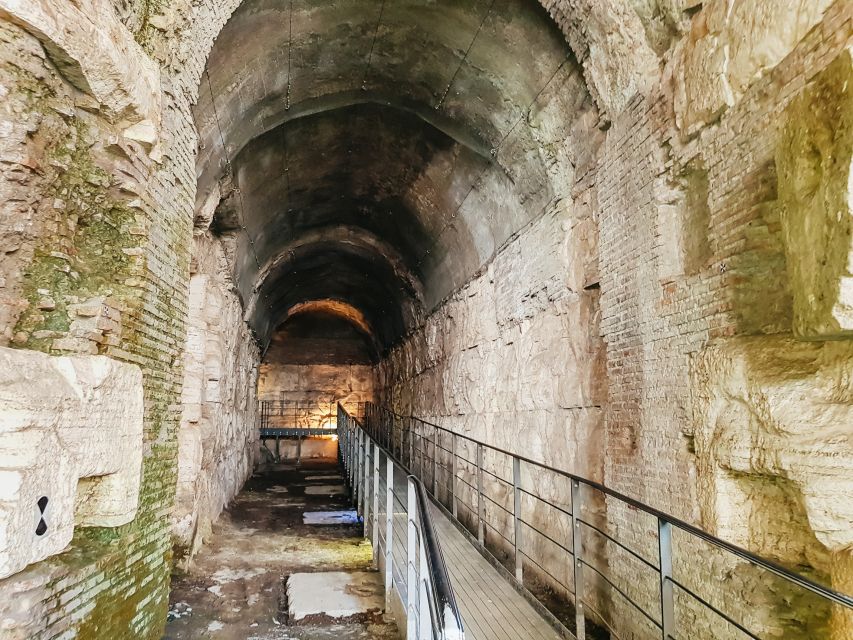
[304,484,346,495]
[286,571,383,623]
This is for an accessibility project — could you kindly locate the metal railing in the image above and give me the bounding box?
[259,400,365,462]
[361,402,853,640]
[260,399,366,432]
[338,404,464,640]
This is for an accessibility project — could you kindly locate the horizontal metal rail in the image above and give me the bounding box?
[259,427,338,437]
[259,399,366,431]
[363,402,853,640]
[338,404,464,640]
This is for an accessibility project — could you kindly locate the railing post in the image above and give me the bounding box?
[384,455,393,608]
[658,518,675,640]
[353,427,360,502]
[372,442,380,562]
[477,442,484,547]
[432,427,438,496]
[513,455,522,582]
[346,422,351,481]
[363,429,371,523]
[394,414,400,459]
[418,542,431,639]
[451,433,458,519]
[571,479,586,640]
[407,478,418,639]
[407,418,415,473]
[349,425,355,496]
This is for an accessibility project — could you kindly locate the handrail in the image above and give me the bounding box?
[364,401,853,640]
[409,473,464,637]
[337,403,464,640]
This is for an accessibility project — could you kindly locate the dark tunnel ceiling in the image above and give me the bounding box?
[195,0,597,353]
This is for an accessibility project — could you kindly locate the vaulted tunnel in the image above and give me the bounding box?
[3,0,851,638]
[195,0,593,355]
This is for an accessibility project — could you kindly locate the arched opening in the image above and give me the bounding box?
[0,0,850,638]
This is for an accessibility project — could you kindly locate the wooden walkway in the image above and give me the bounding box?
[429,503,565,640]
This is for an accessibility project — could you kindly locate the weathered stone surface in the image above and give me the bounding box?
[286,571,383,623]
[0,0,162,153]
[777,47,853,339]
[0,346,143,579]
[674,0,836,134]
[693,336,853,554]
[173,232,259,561]
[692,336,853,638]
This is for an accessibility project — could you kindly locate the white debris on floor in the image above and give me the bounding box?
[304,474,342,481]
[268,485,289,493]
[167,602,192,621]
[206,567,268,598]
[304,484,347,496]
[286,571,384,622]
[303,510,359,525]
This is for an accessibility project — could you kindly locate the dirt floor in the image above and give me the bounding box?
[164,458,399,640]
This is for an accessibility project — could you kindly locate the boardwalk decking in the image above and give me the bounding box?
[429,503,566,640]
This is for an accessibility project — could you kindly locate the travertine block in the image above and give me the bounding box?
[777,47,853,339]
[692,337,853,553]
[0,347,143,579]
[0,0,161,131]
[674,0,835,134]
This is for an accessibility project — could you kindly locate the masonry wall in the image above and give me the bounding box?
[380,3,853,639]
[0,12,192,640]
[593,5,853,638]
[379,200,604,477]
[259,363,375,412]
[172,231,259,562]
[0,0,264,633]
[0,0,851,639]
[379,194,606,600]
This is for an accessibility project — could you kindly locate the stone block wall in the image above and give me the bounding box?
[378,193,606,605]
[172,231,259,562]
[0,0,850,638]
[380,2,853,639]
[258,363,376,419]
[0,1,191,637]
[379,199,605,479]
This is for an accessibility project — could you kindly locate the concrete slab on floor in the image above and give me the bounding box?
[304,484,346,495]
[286,571,383,623]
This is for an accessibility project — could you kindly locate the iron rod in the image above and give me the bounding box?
[513,455,522,582]
[659,518,675,639]
[477,442,484,547]
[571,478,586,640]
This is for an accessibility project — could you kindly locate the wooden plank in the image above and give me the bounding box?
[429,503,564,640]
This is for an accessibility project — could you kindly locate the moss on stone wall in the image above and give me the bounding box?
[1,22,183,639]
[12,117,140,353]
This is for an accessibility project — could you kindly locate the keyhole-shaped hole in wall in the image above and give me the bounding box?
[35,496,48,536]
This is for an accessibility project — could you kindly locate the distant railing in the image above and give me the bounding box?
[259,399,352,432]
[338,404,464,640]
[259,400,364,463]
[361,402,853,640]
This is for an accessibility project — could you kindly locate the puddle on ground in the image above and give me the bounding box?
[303,511,359,525]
